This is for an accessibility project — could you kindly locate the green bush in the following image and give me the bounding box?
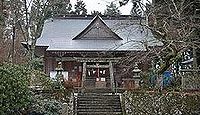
[31,95,63,115]
[0,63,31,114]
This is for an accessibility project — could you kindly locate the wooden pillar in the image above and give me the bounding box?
[109,61,115,92]
[82,62,87,88]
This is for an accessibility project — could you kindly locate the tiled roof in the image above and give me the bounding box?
[36,15,161,51]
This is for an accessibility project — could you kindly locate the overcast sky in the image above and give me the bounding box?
[71,0,133,15]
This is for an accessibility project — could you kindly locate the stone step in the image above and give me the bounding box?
[77,106,121,109]
[78,103,121,106]
[77,111,122,115]
[82,88,114,93]
[77,100,121,105]
[77,96,120,103]
[77,100,120,103]
[77,108,122,112]
[78,99,120,102]
[76,93,122,115]
[77,102,121,106]
[77,95,120,99]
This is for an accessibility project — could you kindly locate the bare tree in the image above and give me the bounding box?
[119,0,200,74]
[0,0,6,63]
[0,0,50,65]
[0,0,25,63]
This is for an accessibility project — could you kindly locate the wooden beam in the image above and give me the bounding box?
[55,57,76,61]
[75,57,121,62]
[86,65,109,68]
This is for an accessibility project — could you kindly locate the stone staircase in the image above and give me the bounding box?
[76,93,122,115]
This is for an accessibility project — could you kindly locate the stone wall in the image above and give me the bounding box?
[122,91,200,115]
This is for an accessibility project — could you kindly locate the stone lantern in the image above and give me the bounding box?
[55,62,64,75]
[132,64,141,88]
[55,62,64,88]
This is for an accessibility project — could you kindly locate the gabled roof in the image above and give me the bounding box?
[73,15,122,40]
[36,15,161,51]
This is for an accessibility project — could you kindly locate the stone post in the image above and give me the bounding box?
[109,61,115,93]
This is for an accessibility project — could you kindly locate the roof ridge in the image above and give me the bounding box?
[50,15,144,20]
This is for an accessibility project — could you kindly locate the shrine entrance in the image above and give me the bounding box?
[84,62,111,88]
[77,57,117,92]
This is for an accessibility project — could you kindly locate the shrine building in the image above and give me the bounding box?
[35,15,159,91]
